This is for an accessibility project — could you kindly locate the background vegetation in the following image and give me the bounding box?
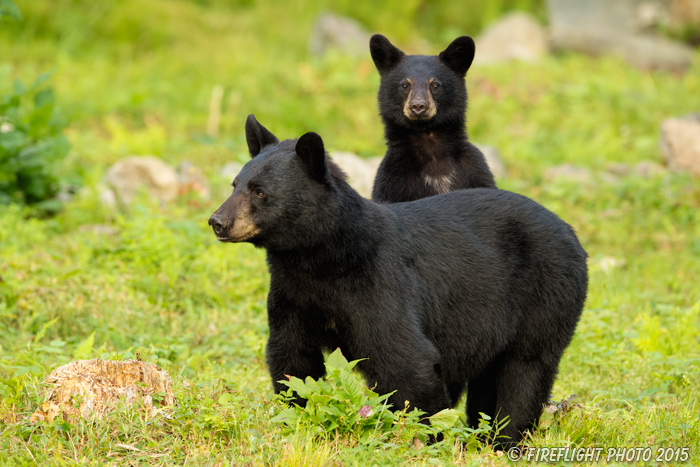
[1,0,699,465]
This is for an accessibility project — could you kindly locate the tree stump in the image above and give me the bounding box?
[30,359,175,423]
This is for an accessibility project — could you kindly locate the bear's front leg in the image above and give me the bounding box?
[355,330,451,417]
[266,332,325,400]
[265,295,326,406]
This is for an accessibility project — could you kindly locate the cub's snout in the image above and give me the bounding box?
[402,81,437,121]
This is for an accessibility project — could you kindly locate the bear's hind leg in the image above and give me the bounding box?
[466,371,498,430]
[491,357,558,449]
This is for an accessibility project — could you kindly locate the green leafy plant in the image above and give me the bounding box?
[271,348,498,449]
[272,349,399,442]
[0,73,71,207]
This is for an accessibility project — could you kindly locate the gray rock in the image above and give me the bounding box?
[309,13,371,57]
[329,151,382,199]
[596,256,626,274]
[474,144,507,179]
[548,0,666,35]
[599,172,622,185]
[106,156,179,204]
[606,163,633,177]
[634,160,667,177]
[79,224,118,236]
[474,12,548,65]
[549,30,695,72]
[668,0,700,31]
[98,186,117,207]
[549,0,700,36]
[56,186,75,203]
[660,113,700,176]
[548,0,695,71]
[606,160,667,178]
[178,160,210,200]
[220,162,244,182]
[545,164,594,183]
[620,34,695,71]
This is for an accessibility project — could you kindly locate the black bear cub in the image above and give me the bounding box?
[370,34,496,203]
[209,115,588,448]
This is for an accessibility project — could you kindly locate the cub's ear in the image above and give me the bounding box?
[369,34,405,75]
[438,36,475,76]
[295,132,327,182]
[245,114,279,158]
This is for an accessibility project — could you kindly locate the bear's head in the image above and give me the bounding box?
[209,115,346,250]
[369,34,475,130]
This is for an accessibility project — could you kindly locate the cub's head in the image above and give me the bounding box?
[209,115,344,250]
[369,34,475,129]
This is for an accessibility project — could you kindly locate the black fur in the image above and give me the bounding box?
[369,34,497,203]
[209,118,588,448]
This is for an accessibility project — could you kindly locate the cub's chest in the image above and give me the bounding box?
[423,173,455,194]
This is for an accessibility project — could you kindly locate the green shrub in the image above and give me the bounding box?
[272,349,502,449]
[0,73,71,207]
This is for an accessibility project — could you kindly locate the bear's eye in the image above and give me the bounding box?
[431,82,440,90]
[401,82,410,90]
[256,190,265,198]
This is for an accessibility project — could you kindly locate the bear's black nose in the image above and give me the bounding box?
[411,101,426,115]
[208,214,224,234]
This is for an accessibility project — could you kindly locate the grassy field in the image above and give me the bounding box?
[1,0,700,465]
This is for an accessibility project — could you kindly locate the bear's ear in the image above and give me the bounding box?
[369,34,405,75]
[295,132,327,182]
[245,114,279,158]
[438,36,475,76]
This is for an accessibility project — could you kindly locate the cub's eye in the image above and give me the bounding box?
[256,190,265,198]
[431,82,440,90]
[401,82,410,89]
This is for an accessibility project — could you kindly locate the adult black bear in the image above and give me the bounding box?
[370,34,496,203]
[209,116,588,447]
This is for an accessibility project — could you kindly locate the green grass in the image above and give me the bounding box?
[1,0,700,465]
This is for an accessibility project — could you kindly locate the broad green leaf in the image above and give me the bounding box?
[0,0,22,20]
[217,392,233,406]
[0,131,28,152]
[346,358,363,371]
[309,393,332,406]
[340,372,364,403]
[303,376,319,391]
[33,88,54,109]
[318,404,344,417]
[428,408,460,431]
[325,348,348,371]
[270,407,298,425]
[281,376,310,398]
[32,72,52,89]
[12,80,25,96]
[27,104,54,134]
[325,420,339,432]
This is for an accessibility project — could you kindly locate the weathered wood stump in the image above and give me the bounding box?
[30,359,175,422]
